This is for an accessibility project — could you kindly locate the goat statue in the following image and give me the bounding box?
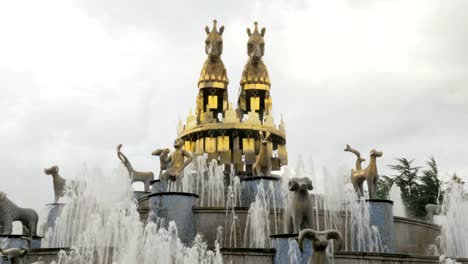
[284,177,314,233]
[117,144,154,192]
[299,229,343,264]
[252,131,272,176]
[345,145,383,199]
[44,165,76,203]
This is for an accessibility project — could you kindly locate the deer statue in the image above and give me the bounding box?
[298,229,343,264]
[117,144,154,192]
[345,145,383,199]
[252,131,272,176]
[344,144,366,170]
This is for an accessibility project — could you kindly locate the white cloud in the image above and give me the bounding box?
[0,0,467,212]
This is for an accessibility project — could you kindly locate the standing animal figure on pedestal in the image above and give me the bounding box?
[299,229,343,264]
[252,131,272,176]
[159,138,193,192]
[0,192,38,237]
[117,144,154,192]
[345,145,383,199]
[44,165,73,203]
[284,177,314,233]
[0,247,28,264]
[151,148,171,177]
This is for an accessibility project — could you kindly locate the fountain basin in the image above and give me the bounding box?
[149,179,164,193]
[221,248,275,264]
[240,176,283,208]
[0,235,42,249]
[147,192,198,245]
[270,234,312,264]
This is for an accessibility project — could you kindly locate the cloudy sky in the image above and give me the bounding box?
[0,0,467,210]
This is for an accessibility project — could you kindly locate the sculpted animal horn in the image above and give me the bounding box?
[326,229,343,250]
[298,229,317,252]
[116,144,127,163]
[344,144,365,161]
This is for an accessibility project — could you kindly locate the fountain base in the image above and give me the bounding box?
[0,235,42,249]
[147,192,199,245]
[240,176,283,208]
[270,234,312,264]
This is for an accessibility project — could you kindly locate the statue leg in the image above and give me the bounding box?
[352,182,361,197]
[358,182,364,198]
[293,214,302,233]
[160,172,169,192]
[305,205,315,230]
[144,180,150,192]
[367,178,374,199]
[0,214,13,235]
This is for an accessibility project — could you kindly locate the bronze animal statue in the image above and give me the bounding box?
[344,144,366,170]
[0,247,28,264]
[252,131,272,176]
[299,229,343,264]
[160,139,193,192]
[284,177,314,233]
[117,144,154,192]
[246,21,266,63]
[151,148,171,177]
[345,145,383,199]
[0,192,38,237]
[205,19,224,59]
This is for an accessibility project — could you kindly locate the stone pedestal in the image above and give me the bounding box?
[150,179,164,193]
[352,199,396,253]
[368,199,395,253]
[241,176,283,208]
[0,235,42,249]
[147,192,198,245]
[270,234,311,264]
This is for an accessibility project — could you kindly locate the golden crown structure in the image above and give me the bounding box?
[178,20,288,175]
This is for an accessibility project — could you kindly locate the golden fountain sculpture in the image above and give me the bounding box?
[177,20,288,176]
[345,145,383,199]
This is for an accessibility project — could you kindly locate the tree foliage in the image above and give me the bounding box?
[376,175,394,199]
[386,157,443,218]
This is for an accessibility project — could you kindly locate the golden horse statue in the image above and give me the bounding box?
[345,145,382,199]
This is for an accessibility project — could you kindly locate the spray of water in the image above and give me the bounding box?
[42,164,222,264]
[187,156,225,207]
[243,181,273,248]
[438,182,468,258]
[388,184,406,217]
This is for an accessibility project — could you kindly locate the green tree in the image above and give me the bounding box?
[377,175,394,199]
[388,158,421,218]
[413,157,442,217]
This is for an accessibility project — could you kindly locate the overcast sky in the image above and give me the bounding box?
[0,0,467,210]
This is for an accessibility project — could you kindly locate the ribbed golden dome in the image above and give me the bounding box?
[198,58,229,89]
[240,59,270,90]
